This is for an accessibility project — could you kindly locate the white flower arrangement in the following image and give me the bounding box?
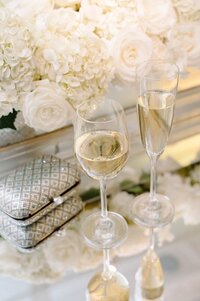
[0,0,199,137]
[0,161,199,284]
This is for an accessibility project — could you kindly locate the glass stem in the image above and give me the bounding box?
[102,249,111,279]
[150,156,158,203]
[100,179,108,218]
[149,228,156,251]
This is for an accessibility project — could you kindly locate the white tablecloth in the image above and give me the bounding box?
[0,220,199,301]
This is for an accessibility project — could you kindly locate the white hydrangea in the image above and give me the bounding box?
[82,0,136,12]
[182,184,200,225]
[0,239,56,284]
[167,22,200,67]
[74,243,102,272]
[0,9,35,117]
[115,224,148,258]
[81,6,138,40]
[157,172,200,225]
[158,173,188,219]
[135,0,177,35]
[33,9,114,108]
[1,0,53,19]
[34,8,81,35]
[157,225,175,247]
[109,191,135,222]
[0,128,24,147]
[44,229,83,273]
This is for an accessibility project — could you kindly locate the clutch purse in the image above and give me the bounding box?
[0,155,83,250]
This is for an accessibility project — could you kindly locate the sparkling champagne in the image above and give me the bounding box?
[76,131,128,179]
[138,90,175,157]
[86,270,130,301]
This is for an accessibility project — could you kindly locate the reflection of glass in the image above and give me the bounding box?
[75,98,129,249]
[132,60,179,228]
[87,249,129,301]
[134,229,164,301]
[141,229,164,299]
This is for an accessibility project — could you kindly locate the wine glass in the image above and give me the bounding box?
[86,248,130,301]
[75,97,129,249]
[132,60,179,228]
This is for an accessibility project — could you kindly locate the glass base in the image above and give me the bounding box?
[81,211,128,249]
[132,193,174,228]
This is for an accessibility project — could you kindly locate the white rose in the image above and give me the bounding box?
[22,80,71,132]
[110,27,153,82]
[80,1,103,23]
[44,229,82,273]
[136,0,177,35]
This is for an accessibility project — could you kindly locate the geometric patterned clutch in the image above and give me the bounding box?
[0,155,83,249]
[0,195,83,250]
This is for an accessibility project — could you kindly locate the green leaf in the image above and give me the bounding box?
[80,187,100,202]
[139,172,150,184]
[127,186,144,195]
[120,178,149,196]
[0,110,18,130]
[120,179,135,191]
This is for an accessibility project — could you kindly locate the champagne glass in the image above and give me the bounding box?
[75,97,129,249]
[87,248,130,301]
[132,60,179,228]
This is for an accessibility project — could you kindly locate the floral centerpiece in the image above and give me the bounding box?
[0,0,200,145]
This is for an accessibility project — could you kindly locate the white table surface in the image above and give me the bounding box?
[0,220,200,301]
[0,134,199,301]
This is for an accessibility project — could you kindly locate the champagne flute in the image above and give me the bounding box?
[75,97,129,249]
[132,60,179,228]
[87,248,130,301]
